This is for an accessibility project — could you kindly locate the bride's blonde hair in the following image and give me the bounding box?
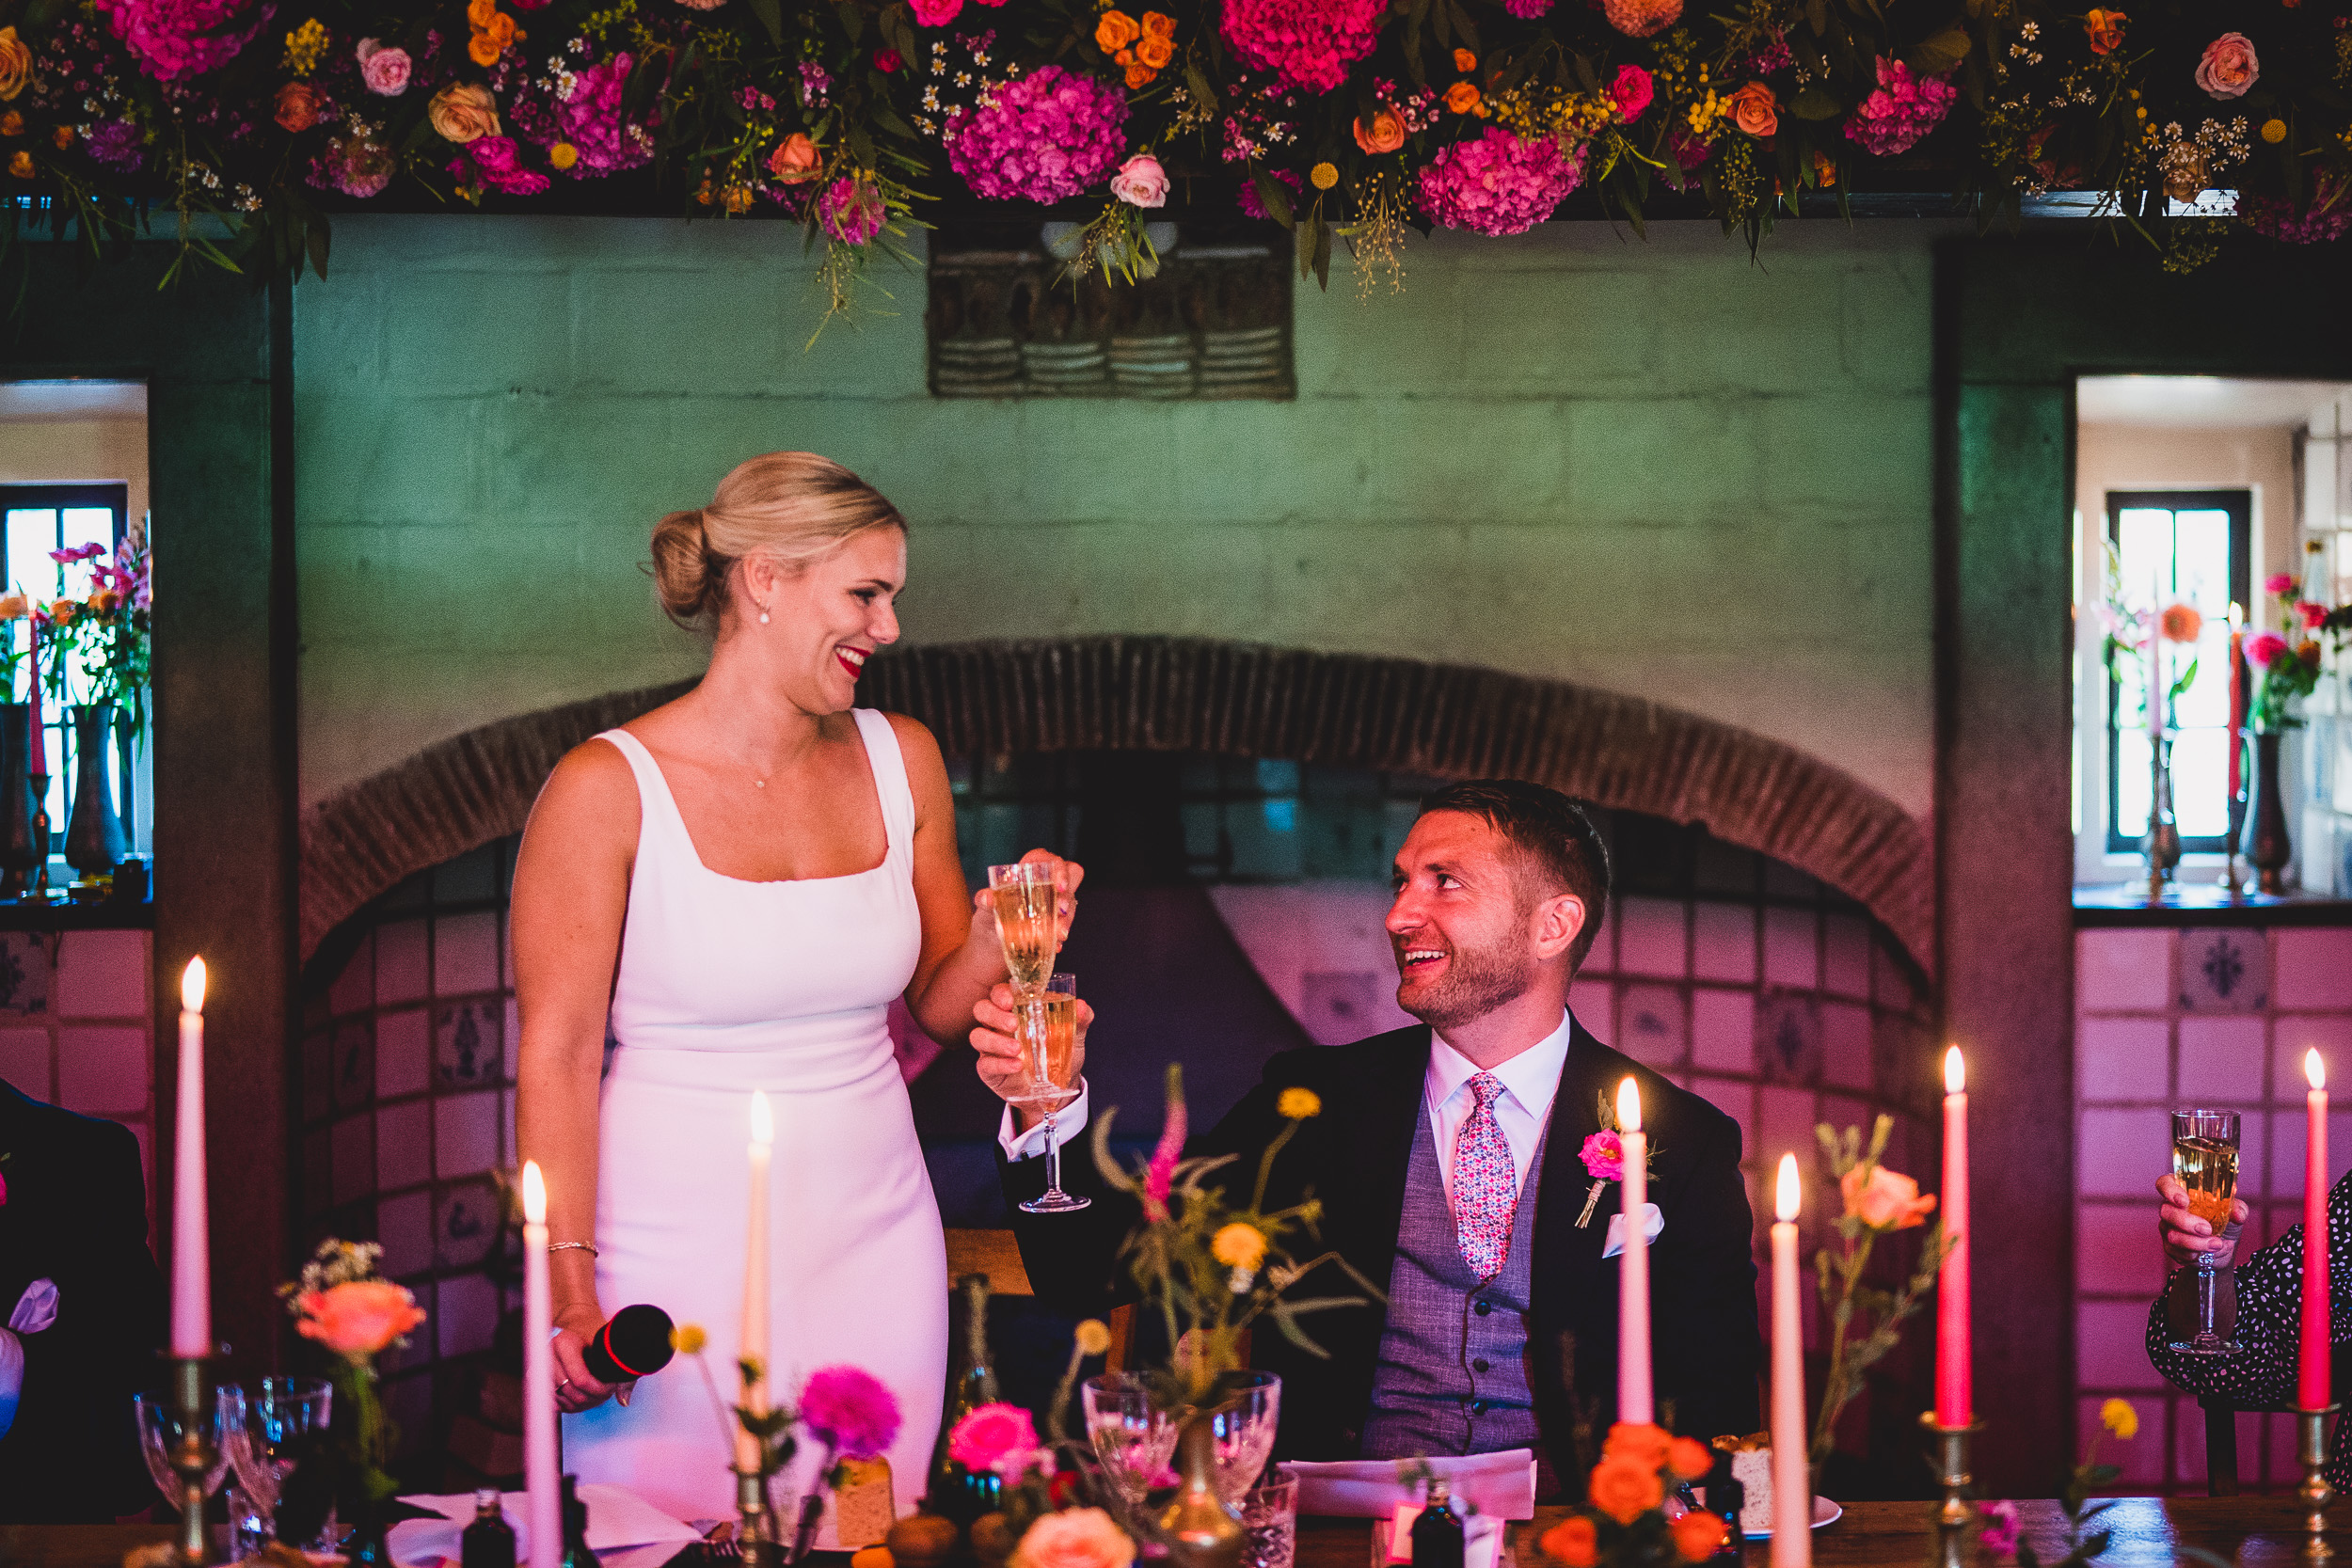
[648,452,905,632]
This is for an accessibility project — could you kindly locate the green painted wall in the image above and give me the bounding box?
[295,214,1940,819]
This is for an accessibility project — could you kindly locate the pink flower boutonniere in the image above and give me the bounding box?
[1579,1129,1625,1181]
[0,1150,9,1207]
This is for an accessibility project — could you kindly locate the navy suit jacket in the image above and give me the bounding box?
[998,1021,1763,1492]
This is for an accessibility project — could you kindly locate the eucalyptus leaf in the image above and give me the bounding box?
[748,0,785,46]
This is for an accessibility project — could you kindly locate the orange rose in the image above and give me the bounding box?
[46,599,74,626]
[1096,9,1141,51]
[0,27,31,103]
[428,82,501,143]
[1136,33,1173,68]
[1667,1435,1716,1481]
[768,131,820,182]
[1727,81,1777,137]
[1352,106,1406,153]
[1587,1455,1664,1526]
[1537,1519,1597,1568]
[1840,1164,1937,1229]
[1670,1512,1728,1562]
[1602,1421,1674,1470]
[2084,8,2125,54]
[1124,60,1155,87]
[1444,82,1480,113]
[1813,150,1836,186]
[469,29,501,66]
[8,150,30,179]
[276,81,324,133]
[1454,47,1477,71]
[51,124,71,150]
[1,112,22,137]
[295,1280,426,1359]
[1140,10,1177,39]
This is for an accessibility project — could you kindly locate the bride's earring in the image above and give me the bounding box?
[756,602,771,625]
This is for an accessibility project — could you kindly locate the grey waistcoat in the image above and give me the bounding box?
[1359,1101,1549,1459]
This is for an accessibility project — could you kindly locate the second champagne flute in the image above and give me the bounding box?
[989,862,1059,995]
[1014,973,1088,1214]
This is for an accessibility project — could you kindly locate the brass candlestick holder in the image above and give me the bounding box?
[735,1463,783,1568]
[2298,1404,2338,1565]
[169,1353,218,1565]
[1920,1413,1980,1568]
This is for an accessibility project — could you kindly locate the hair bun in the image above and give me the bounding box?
[649,507,716,626]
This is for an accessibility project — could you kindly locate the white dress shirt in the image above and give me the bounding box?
[1422,1011,1575,1206]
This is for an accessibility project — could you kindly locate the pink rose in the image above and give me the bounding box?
[1839,1164,1936,1230]
[2195,32,2258,100]
[2248,631,2290,667]
[2266,573,2298,595]
[1579,1129,1625,1181]
[1606,65,1654,123]
[912,0,963,23]
[2298,602,2330,630]
[1010,1508,1136,1568]
[1110,153,1168,208]
[294,1280,425,1359]
[768,132,820,182]
[357,39,412,96]
[947,1402,1039,1470]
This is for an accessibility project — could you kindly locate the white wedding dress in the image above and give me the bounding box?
[564,711,947,1534]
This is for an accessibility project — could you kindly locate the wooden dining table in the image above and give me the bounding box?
[10,1498,2352,1568]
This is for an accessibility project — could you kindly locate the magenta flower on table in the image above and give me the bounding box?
[817,175,887,245]
[1140,1082,1186,1222]
[547,51,654,178]
[320,133,395,198]
[1842,56,1958,157]
[1219,0,1385,95]
[1418,128,1583,236]
[912,0,963,23]
[452,135,550,195]
[799,1365,903,1461]
[946,1402,1039,1471]
[93,0,271,81]
[83,119,144,169]
[1606,65,1654,122]
[1979,1499,2020,1560]
[2247,631,2290,667]
[1236,166,1300,220]
[944,65,1126,204]
[1502,0,1553,17]
[2239,170,2351,245]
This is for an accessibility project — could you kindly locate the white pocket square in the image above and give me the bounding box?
[9,1277,57,1335]
[1601,1204,1663,1259]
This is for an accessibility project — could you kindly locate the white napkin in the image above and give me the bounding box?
[388,1484,704,1568]
[1601,1204,1663,1259]
[1286,1449,1537,1520]
[8,1277,57,1334]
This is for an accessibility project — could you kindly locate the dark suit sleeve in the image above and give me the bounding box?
[1649,1110,1762,1440]
[0,1118,167,1521]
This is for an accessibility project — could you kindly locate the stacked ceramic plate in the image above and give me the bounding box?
[1107,333,1196,398]
[931,337,1021,396]
[1196,325,1289,398]
[1020,339,1109,395]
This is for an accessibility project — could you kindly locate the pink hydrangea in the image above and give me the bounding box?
[1220,0,1385,96]
[2238,170,2352,245]
[548,51,655,178]
[317,134,394,198]
[452,135,550,196]
[94,0,272,81]
[1502,0,1552,15]
[944,66,1127,204]
[799,1366,902,1462]
[1607,64,1654,122]
[1843,56,1958,157]
[1418,128,1583,236]
[818,176,887,245]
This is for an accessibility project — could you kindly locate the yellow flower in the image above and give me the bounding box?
[548,142,579,171]
[2100,1399,2137,1440]
[1211,1223,1268,1273]
[282,18,331,76]
[2263,119,2287,144]
[1309,162,1337,190]
[1277,1086,1321,1118]
[671,1322,708,1354]
[1073,1319,1112,1356]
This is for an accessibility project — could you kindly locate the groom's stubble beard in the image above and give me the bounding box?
[1395,921,1540,1037]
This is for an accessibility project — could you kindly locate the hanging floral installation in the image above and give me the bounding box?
[0,0,2343,315]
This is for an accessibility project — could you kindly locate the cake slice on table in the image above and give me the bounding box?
[1711,1433,1774,1536]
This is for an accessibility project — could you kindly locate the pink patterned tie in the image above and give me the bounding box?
[1453,1072,1516,1280]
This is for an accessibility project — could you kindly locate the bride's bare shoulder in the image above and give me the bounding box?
[524,734,643,840]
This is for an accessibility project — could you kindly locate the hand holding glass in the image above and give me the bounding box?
[1015,974,1089,1214]
[2168,1108,2242,1356]
[989,862,1061,994]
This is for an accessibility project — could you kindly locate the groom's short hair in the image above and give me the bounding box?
[1416,779,1611,971]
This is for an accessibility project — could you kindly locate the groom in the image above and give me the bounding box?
[978,780,1761,1494]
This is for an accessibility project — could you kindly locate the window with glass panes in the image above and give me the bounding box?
[0,483,144,867]
[2105,490,2251,855]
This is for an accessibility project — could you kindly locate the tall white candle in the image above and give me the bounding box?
[2149,578,2164,742]
[1615,1077,1652,1426]
[1771,1153,1811,1566]
[522,1161,560,1568]
[739,1090,774,1475]
[169,958,209,1358]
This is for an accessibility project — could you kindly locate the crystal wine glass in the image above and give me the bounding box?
[989,862,1060,995]
[1084,1371,1182,1526]
[134,1384,242,1509]
[1013,973,1088,1214]
[232,1375,336,1548]
[2167,1108,2243,1355]
[1204,1372,1282,1503]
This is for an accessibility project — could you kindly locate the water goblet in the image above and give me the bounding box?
[134,1384,242,1511]
[1012,974,1088,1214]
[233,1375,336,1549]
[1083,1372,1181,1531]
[1204,1372,1282,1505]
[1239,1466,1298,1568]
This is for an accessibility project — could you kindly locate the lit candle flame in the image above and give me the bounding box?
[1945,1045,1965,1096]
[1776,1152,1801,1224]
[2310,1050,2328,1092]
[521,1159,547,1226]
[181,957,206,1013]
[750,1088,774,1147]
[1616,1077,1642,1134]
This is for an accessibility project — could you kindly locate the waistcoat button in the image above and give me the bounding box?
[1474,1301,1492,1316]
[1472,1357,1490,1372]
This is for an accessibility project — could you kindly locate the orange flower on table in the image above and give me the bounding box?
[1124,60,1155,88]
[1537,1518,1597,1568]
[1840,1164,1936,1229]
[1136,32,1173,69]
[1444,82,1481,114]
[1601,1420,1673,1471]
[2158,601,2203,642]
[2084,8,2125,54]
[46,599,74,626]
[1,112,22,137]
[1587,1453,1665,1526]
[1353,106,1406,153]
[1667,1434,1715,1481]
[8,150,30,179]
[277,81,325,133]
[1140,10,1177,40]
[50,124,70,150]
[1670,1511,1729,1562]
[295,1279,426,1360]
[1727,80,1777,137]
[429,82,501,144]
[768,132,820,182]
[1454,47,1477,71]
[0,27,31,102]
[1096,9,1142,52]
[1813,150,1836,186]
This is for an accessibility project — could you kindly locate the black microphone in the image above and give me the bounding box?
[582,1304,676,1385]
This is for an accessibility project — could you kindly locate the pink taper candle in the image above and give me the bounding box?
[169,959,209,1357]
[1616,1077,1652,1426]
[739,1090,774,1474]
[522,1161,560,1568]
[1935,1046,1971,1427]
[1771,1154,1810,1565]
[2302,1051,2331,1412]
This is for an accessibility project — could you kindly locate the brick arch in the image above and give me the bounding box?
[299,636,1935,969]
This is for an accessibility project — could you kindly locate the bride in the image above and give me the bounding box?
[512,451,1080,1528]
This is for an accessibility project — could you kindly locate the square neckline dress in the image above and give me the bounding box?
[563,709,947,1534]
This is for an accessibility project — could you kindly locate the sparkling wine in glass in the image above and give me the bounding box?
[989,862,1060,994]
[1016,974,1089,1215]
[2168,1108,2242,1356]
[1083,1372,1181,1524]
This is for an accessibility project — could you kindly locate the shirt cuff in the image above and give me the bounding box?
[998,1083,1089,1162]
[0,1325,23,1442]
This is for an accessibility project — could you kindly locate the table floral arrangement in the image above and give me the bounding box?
[1975,1398,2154,1568]
[0,0,2340,325]
[2247,571,2350,734]
[1808,1116,1949,1473]
[276,1238,430,1561]
[1531,1422,1730,1568]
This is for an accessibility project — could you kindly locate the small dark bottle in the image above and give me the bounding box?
[560,1474,600,1568]
[1702,1451,1745,1558]
[1409,1481,1465,1568]
[462,1489,516,1568]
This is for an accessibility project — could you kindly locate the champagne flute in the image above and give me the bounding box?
[2167,1108,2243,1355]
[989,862,1060,995]
[1014,973,1089,1214]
